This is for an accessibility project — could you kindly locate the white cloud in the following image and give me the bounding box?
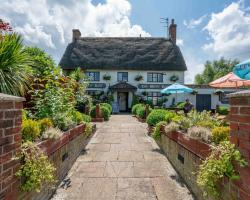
[184,56,204,84]
[176,39,184,46]
[0,0,150,61]
[203,1,250,60]
[183,15,207,29]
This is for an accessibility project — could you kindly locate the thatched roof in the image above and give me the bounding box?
[60,37,187,71]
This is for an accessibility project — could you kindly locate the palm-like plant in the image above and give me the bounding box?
[0,34,33,96]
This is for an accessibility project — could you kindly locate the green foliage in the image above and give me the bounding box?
[15,142,56,192]
[42,127,63,140]
[153,121,166,140]
[32,76,76,129]
[132,104,144,115]
[100,103,112,114]
[131,95,140,107]
[146,109,169,126]
[164,111,175,123]
[217,106,229,115]
[212,126,230,145]
[39,118,53,133]
[54,115,75,131]
[136,106,146,119]
[172,115,184,123]
[0,34,33,96]
[176,102,185,109]
[195,58,239,84]
[197,141,247,198]
[71,110,84,125]
[100,106,110,121]
[24,46,58,77]
[22,119,41,142]
[85,122,93,138]
[179,110,222,130]
[82,114,91,123]
[90,106,110,121]
[69,67,85,82]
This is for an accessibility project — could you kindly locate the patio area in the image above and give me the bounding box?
[51,115,194,200]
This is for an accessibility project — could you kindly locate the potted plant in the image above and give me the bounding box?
[170,75,179,82]
[142,91,148,96]
[103,74,111,81]
[135,74,143,81]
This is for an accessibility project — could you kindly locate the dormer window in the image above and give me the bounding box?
[117,72,128,82]
[86,71,100,81]
[147,73,163,82]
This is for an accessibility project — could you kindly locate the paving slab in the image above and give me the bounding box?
[51,115,195,200]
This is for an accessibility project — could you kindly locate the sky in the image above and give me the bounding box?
[1,0,250,83]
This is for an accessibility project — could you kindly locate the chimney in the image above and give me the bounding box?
[72,29,81,42]
[169,19,177,44]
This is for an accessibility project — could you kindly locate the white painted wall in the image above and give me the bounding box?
[85,69,239,110]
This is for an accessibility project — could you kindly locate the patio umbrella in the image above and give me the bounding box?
[161,83,193,103]
[233,59,250,80]
[209,72,250,88]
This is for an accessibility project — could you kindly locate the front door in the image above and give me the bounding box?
[118,92,128,112]
[196,94,211,111]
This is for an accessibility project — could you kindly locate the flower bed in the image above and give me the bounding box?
[20,123,95,200]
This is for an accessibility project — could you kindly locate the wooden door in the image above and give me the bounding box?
[196,94,211,111]
[118,92,128,112]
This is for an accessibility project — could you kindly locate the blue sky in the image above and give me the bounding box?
[1,0,250,83]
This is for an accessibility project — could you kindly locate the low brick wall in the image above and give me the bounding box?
[0,94,24,200]
[20,123,94,200]
[157,90,250,200]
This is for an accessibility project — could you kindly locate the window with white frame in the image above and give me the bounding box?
[147,73,163,82]
[85,71,100,81]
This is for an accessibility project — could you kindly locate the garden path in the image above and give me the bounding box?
[51,115,195,200]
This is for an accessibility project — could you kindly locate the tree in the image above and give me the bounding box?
[0,34,33,96]
[195,58,239,84]
[24,46,59,78]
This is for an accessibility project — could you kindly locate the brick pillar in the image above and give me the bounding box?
[0,93,25,199]
[229,91,250,161]
[96,104,101,119]
[228,91,250,200]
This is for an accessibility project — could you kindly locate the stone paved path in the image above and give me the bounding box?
[51,115,195,200]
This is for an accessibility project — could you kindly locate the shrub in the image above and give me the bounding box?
[164,122,179,133]
[212,126,230,145]
[100,103,112,114]
[71,110,84,125]
[42,127,63,140]
[172,115,184,123]
[187,126,212,143]
[54,115,75,131]
[164,111,175,123]
[217,106,229,115]
[85,122,93,138]
[153,121,166,140]
[82,114,91,123]
[39,118,53,133]
[196,120,215,129]
[22,119,41,142]
[146,109,168,126]
[90,106,110,121]
[132,103,144,115]
[197,141,247,198]
[136,106,146,119]
[176,102,185,109]
[15,142,56,192]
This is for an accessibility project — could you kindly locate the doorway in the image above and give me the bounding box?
[118,92,128,112]
[196,94,211,111]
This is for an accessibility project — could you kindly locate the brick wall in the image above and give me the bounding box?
[0,93,25,200]
[20,124,94,200]
[228,91,250,200]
